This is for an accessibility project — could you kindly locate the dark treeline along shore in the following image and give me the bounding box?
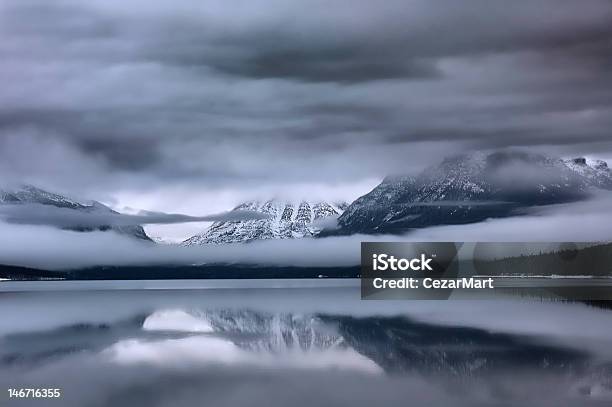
[0,263,360,281]
[2,243,612,281]
[473,243,612,277]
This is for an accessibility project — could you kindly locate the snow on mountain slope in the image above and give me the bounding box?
[182,200,347,245]
[332,151,612,235]
[143,309,346,353]
[0,185,86,209]
[563,157,612,189]
[0,185,152,241]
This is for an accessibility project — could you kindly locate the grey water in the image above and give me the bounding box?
[2,280,612,406]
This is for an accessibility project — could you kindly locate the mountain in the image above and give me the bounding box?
[3,308,604,386]
[182,200,347,245]
[190,309,346,353]
[0,185,152,241]
[140,308,586,376]
[331,151,612,235]
[563,157,612,189]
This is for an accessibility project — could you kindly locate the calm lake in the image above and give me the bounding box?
[2,279,612,406]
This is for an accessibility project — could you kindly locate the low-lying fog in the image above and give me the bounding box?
[2,192,612,271]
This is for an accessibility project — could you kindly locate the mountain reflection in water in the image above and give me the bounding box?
[1,285,612,406]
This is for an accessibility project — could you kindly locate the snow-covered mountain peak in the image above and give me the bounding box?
[332,151,612,235]
[182,199,347,245]
[563,157,612,188]
[0,184,90,209]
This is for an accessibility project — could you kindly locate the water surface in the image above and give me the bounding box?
[2,280,612,406]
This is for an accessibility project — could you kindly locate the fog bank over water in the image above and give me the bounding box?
[2,193,612,270]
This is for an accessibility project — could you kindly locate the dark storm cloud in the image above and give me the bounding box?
[1,0,612,199]
[132,0,612,83]
[78,137,163,171]
[204,49,441,83]
[0,108,165,170]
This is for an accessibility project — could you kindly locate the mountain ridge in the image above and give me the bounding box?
[329,151,612,235]
[0,184,152,241]
[182,199,347,245]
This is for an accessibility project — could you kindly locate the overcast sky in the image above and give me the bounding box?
[1,0,612,235]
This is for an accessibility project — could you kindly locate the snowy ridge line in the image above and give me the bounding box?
[182,200,348,245]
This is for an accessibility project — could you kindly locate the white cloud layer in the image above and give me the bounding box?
[2,192,612,270]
